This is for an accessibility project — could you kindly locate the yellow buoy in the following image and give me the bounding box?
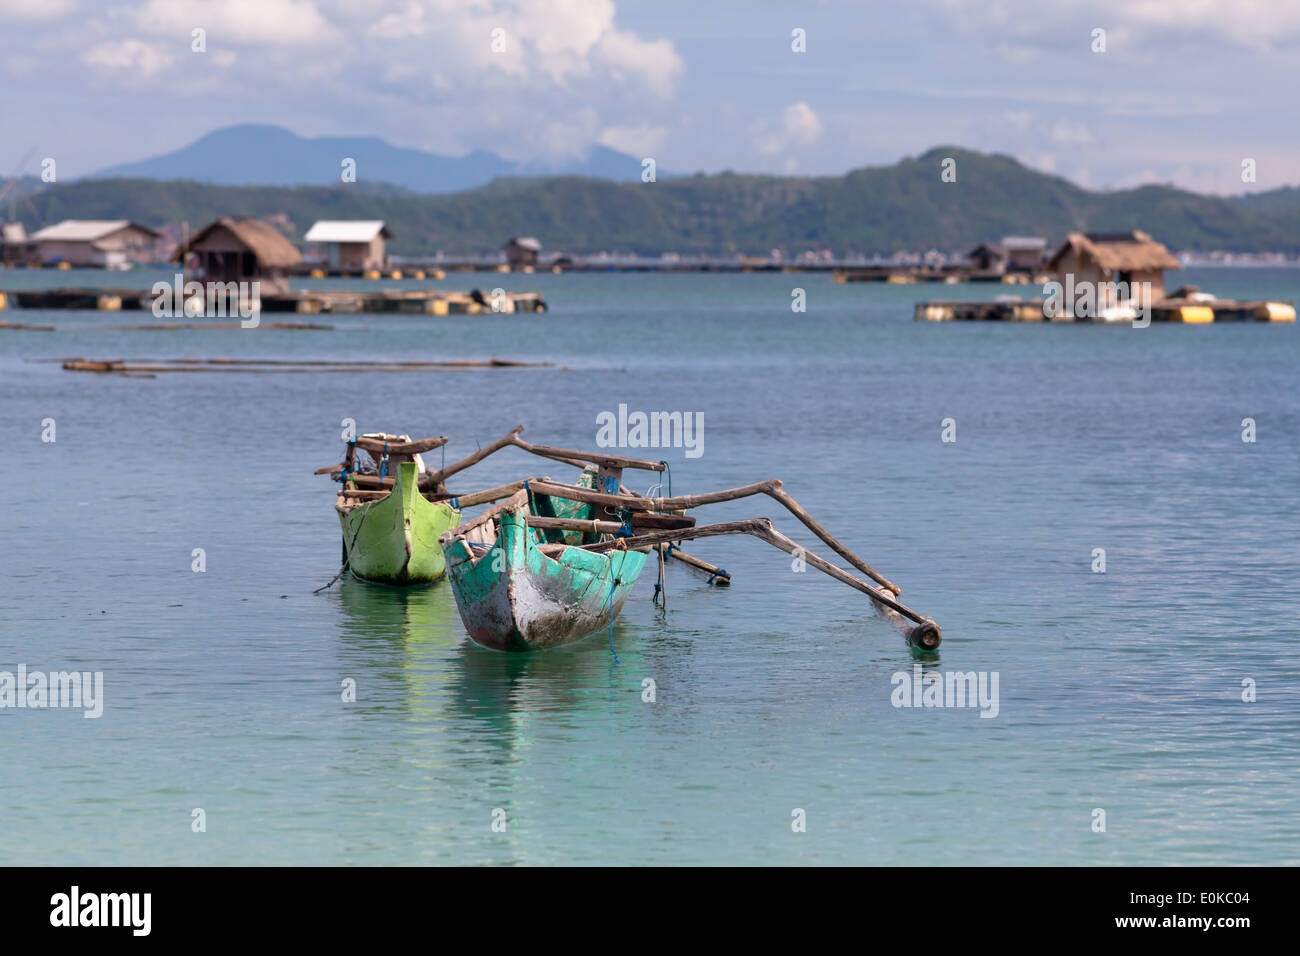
[57,261,71,270]
[1256,301,1296,322]
[309,268,326,279]
[1178,305,1215,324]
[364,269,381,280]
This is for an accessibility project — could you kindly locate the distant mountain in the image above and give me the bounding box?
[23,146,1300,255]
[86,124,654,193]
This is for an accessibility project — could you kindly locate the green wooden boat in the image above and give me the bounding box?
[440,482,649,651]
[338,460,461,585]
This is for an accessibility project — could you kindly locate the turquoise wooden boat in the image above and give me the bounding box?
[440,482,648,651]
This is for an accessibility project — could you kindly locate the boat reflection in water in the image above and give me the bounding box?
[333,576,638,736]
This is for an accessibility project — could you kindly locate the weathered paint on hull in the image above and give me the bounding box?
[444,508,647,651]
[338,461,461,585]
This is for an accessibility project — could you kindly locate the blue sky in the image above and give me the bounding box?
[2,0,1298,192]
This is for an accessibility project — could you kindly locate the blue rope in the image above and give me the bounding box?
[379,441,388,479]
[659,460,671,498]
[449,496,460,510]
[707,568,728,585]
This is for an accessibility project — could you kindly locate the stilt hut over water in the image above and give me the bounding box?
[29,220,160,268]
[303,220,391,271]
[503,236,541,268]
[1047,230,1180,308]
[173,217,302,294]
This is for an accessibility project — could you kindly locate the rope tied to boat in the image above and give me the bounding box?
[606,552,620,663]
[379,440,388,480]
[653,543,668,609]
[707,568,728,585]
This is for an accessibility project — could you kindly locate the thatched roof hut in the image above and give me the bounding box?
[1047,230,1180,304]
[1047,231,1179,274]
[174,217,302,293]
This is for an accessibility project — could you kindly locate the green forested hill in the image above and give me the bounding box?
[14,147,1300,255]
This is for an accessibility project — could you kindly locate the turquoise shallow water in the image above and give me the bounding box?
[1,267,1297,865]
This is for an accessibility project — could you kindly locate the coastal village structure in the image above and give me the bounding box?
[303,220,391,272]
[1046,230,1180,308]
[1,222,28,265]
[173,217,302,294]
[29,219,160,268]
[967,236,1047,274]
[504,236,541,268]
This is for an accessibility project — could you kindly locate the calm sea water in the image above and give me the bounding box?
[1,266,1297,865]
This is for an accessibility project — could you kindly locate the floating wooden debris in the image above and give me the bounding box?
[60,356,553,375]
[0,319,55,331]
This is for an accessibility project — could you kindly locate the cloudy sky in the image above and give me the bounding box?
[2,0,1298,193]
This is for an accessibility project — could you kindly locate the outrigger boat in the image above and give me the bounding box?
[442,460,943,653]
[315,427,527,585]
[439,446,692,650]
[315,426,712,589]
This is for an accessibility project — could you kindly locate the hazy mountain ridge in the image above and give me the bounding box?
[86,124,654,193]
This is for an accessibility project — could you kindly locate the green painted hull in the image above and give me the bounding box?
[442,499,648,651]
[338,461,461,585]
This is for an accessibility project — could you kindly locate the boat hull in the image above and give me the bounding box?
[338,461,460,585]
[443,507,646,651]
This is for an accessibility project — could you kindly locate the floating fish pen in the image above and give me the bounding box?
[0,287,547,315]
[835,267,1032,284]
[914,298,1296,323]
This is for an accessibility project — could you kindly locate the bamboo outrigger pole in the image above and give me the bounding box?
[522,478,900,595]
[539,518,940,651]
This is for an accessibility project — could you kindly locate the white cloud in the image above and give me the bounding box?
[1050,120,1093,146]
[930,0,1300,52]
[753,101,823,155]
[0,0,75,19]
[135,0,342,47]
[598,123,668,157]
[83,39,175,78]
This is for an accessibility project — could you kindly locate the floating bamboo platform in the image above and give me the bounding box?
[835,267,1037,284]
[914,298,1296,323]
[0,287,547,315]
